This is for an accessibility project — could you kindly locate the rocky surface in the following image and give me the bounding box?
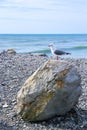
[7,48,16,54]
[0,51,87,129]
[17,60,81,121]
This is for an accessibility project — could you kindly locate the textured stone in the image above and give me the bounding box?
[16,60,81,121]
[7,48,16,54]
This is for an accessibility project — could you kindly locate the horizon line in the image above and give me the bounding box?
[0,33,87,35]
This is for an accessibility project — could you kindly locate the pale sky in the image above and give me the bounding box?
[0,0,87,34]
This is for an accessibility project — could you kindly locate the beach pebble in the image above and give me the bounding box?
[3,102,9,108]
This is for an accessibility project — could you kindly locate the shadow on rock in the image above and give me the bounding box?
[30,107,87,130]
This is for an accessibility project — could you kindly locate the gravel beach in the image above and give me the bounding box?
[0,52,87,130]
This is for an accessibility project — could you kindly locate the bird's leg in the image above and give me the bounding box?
[56,55,58,60]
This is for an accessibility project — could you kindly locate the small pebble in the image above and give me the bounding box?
[3,102,9,108]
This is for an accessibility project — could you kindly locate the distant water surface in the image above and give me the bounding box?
[0,34,87,58]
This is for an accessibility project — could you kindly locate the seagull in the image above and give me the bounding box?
[49,44,71,60]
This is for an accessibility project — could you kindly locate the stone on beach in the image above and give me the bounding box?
[16,60,81,121]
[7,48,16,54]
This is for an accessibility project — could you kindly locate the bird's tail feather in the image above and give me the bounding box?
[66,52,71,55]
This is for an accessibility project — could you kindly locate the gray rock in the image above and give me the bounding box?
[16,60,81,121]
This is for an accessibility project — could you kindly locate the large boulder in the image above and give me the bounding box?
[16,60,81,121]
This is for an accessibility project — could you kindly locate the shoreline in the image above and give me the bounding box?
[0,52,87,130]
[1,50,87,60]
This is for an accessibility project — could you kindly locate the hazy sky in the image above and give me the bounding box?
[0,0,87,34]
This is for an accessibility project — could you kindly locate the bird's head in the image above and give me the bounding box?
[48,44,54,48]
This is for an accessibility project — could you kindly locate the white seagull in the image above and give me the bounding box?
[49,44,71,60]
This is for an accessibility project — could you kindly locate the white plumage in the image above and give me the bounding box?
[49,44,71,60]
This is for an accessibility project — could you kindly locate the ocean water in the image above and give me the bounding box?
[0,34,87,58]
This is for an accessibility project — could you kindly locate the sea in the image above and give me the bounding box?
[0,34,87,58]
